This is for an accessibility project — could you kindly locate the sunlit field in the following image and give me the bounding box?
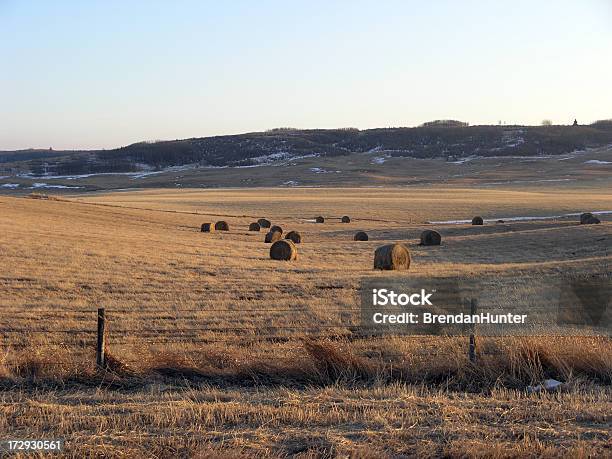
[1,186,610,457]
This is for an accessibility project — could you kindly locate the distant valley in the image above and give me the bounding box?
[1,122,611,191]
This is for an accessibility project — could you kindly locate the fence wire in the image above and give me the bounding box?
[1,306,609,368]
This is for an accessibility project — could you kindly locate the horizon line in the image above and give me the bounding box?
[3,119,610,152]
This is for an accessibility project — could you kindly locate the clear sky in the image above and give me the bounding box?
[1,0,611,150]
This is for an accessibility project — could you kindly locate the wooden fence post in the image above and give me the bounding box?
[96,308,106,368]
[468,298,477,362]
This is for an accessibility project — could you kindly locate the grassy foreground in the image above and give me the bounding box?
[0,187,610,457]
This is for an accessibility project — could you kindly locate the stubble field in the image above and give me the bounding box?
[0,186,610,458]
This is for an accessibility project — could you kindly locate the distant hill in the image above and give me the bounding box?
[2,123,612,176]
[0,148,90,164]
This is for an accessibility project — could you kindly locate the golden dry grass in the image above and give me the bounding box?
[0,186,610,457]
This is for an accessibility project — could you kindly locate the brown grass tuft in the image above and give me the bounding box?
[103,351,138,377]
[303,340,375,383]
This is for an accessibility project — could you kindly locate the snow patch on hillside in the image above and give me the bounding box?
[245,152,319,167]
[429,210,612,224]
[14,164,198,181]
[371,155,390,164]
[31,183,82,189]
[449,155,478,164]
[310,167,341,174]
[481,178,574,186]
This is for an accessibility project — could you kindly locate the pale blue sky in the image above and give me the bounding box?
[1,0,611,150]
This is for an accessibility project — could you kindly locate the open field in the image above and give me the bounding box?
[1,186,610,457]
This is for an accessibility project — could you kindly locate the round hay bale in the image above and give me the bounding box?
[420,230,441,246]
[285,230,302,243]
[581,215,601,225]
[215,221,229,231]
[270,225,283,235]
[201,223,214,232]
[264,230,282,243]
[315,216,325,223]
[270,240,298,261]
[354,231,368,241]
[471,216,484,225]
[258,218,271,228]
[374,243,410,270]
[341,215,351,223]
[580,212,594,224]
[249,222,261,231]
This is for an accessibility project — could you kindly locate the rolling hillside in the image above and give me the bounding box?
[2,122,612,179]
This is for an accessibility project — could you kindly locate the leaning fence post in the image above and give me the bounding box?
[96,308,106,368]
[468,298,477,362]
